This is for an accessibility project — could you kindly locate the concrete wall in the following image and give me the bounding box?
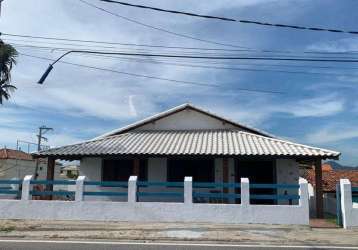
[135,109,243,131]
[0,176,309,225]
[340,179,358,229]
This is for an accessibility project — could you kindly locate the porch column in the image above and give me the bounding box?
[46,157,55,200]
[223,158,229,193]
[314,158,324,218]
[133,159,140,177]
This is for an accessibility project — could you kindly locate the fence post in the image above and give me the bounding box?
[75,176,86,202]
[184,176,192,205]
[21,175,33,201]
[128,176,137,203]
[299,178,309,224]
[240,178,250,206]
[340,179,352,229]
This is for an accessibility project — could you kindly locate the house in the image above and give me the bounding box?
[303,164,358,215]
[60,165,79,179]
[33,103,340,217]
[0,148,62,180]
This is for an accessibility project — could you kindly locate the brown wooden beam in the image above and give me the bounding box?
[314,158,324,218]
[133,159,140,177]
[46,157,55,200]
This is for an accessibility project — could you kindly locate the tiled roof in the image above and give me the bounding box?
[303,168,358,192]
[33,130,340,158]
[0,148,33,161]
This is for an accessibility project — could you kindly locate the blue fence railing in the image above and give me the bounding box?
[83,181,128,197]
[29,179,76,198]
[137,181,184,198]
[0,179,22,197]
[192,182,241,202]
[250,183,300,201]
[352,187,358,203]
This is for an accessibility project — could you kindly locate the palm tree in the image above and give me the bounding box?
[0,40,18,104]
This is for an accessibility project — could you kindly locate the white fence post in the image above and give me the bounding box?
[21,175,33,201]
[240,178,250,206]
[75,176,86,202]
[340,179,352,229]
[184,176,192,205]
[128,176,137,203]
[299,178,309,224]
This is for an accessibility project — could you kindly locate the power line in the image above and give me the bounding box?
[77,0,252,49]
[101,0,358,35]
[3,33,358,56]
[16,48,358,63]
[19,52,283,94]
[10,42,358,60]
[10,42,358,71]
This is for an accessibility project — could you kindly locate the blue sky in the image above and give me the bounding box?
[0,0,358,165]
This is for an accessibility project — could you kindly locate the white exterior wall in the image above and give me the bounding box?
[340,179,358,229]
[134,109,244,131]
[0,159,61,180]
[276,159,299,205]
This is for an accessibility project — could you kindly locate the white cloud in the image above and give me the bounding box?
[305,125,358,144]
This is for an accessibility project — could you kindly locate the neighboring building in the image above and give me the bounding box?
[303,164,358,215]
[33,103,340,214]
[60,165,79,179]
[0,148,62,180]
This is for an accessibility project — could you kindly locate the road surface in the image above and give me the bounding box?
[0,240,356,250]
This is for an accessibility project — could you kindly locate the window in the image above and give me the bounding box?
[102,159,148,182]
[167,159,214,182]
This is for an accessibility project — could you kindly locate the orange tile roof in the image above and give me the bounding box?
[0,148,33,161]
[303,167,358,192]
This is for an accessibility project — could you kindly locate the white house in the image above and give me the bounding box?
[33,103,340,217]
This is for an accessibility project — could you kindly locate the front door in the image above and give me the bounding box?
[236,159,276,204]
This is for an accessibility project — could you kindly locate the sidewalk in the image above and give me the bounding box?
[0,220,357,246]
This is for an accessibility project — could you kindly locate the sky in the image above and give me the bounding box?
[0,0,358,166]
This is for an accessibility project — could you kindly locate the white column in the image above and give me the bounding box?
[21,175,33,201]
[184,176,192,205]
[128,176,138,203]
[340,179,352,229]
[299,178,309,224]
[75,176,86,202]
[240,178,250,206]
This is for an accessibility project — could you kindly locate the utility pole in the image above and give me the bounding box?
[34,126,53,179]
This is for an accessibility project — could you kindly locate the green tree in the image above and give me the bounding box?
[0,40,18,104]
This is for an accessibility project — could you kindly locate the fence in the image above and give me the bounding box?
[340,179,358,229]
[0,175,309,225]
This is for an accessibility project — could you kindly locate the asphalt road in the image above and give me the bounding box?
[0,241,356,250]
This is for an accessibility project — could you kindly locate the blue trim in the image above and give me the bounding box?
[137,192,183,197]
[0,180,22,185]
[353,197,358,203]
[0,187,13,190]
[250,194,300,200]
[250,184,299,189]
[137,181,183,188]
[351,187,358,192]
[193,192,241,199]
[30,180,76,185]
[83,191,127,196]
[30,190,75,196]
[84,181,128,187]
[0,190,20,195]
[193,182,241,188]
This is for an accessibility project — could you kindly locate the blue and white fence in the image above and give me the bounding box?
[0,175,309,225]
[340,179,358,229]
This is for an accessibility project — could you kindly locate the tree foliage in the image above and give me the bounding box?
[0,40,18,104]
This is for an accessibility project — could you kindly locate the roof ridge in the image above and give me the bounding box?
[93,103,275,140]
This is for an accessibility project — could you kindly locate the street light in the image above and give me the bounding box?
[38,50,146,84]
